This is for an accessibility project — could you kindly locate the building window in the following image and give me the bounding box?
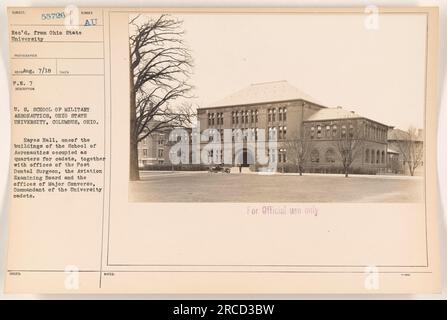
[250,110,254,123]
[332,125,337,137]
[272,108,276,122]
[310,149,320,163]
[279,108,283,121]
[349,124,354,138]
[245,111,248,124]
[310,126,315,139]
[317,125,322,138]
[341,125,347,138]
[158,149,163,158]
[268,127,277,140]
[371,150,375,164]
[326,149,335,163]
[325,149,336,163]
[279,148,287,163]
[283,108,287,121]
[143,149,148,157]
[255,110,258,122]
[376,150,380,164]
[216,112,223,125]
[326,125,331,137]
[381,151,385,164]
[268,109,272,122]
[283,126,287,139]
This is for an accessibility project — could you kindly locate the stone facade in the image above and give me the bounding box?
[137,131,167,167]
[137,81,422,175]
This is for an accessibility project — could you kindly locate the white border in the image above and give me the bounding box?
[0,0,445,299]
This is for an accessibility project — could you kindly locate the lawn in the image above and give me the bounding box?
[128,171,424,203]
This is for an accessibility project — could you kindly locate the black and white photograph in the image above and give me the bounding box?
[128,12,426,203]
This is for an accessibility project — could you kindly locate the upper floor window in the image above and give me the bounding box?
[255,110,259,122]
[341,125,347,138]
[349,124,354,138]
[332,125,337,137]
[278,107,287,121]
[317,125,322,138]
[310,126,315,139]
[268,127,277,140]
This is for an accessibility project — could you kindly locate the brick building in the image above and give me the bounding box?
[197,80,390,174]
[137,80,422,175]
[137,131,167,167]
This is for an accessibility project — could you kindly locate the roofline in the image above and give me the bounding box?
[303,116,390,128]
[197,98,327,111]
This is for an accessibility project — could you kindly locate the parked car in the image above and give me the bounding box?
[208,165,230,173]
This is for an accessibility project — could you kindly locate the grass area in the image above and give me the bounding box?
[129,172,424,202]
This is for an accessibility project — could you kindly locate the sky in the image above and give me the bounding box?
[138,12,427,130]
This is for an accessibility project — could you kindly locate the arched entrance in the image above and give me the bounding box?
[235,148,255,167]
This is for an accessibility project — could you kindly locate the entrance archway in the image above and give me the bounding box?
[235,148,255,167]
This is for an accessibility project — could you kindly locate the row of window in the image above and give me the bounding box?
[310,149,336,163]
[208,112,224,126]
[309,148,386,164]
[310,124,354,139]
[141,134,165,146]
[268,126,287,140]
[231,110,259,125]
[308,123,387,142]
[365,149,386,164]
[267,107,287,122]
[364,124,387,142]
[141,148,164,158]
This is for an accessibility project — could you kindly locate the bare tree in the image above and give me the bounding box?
[394,127,424,176]
[333,119,365,177]
[129,14,194,181]
[284,133,313,176]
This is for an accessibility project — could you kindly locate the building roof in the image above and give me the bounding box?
[210,80,320,107]
[387,148,400,154]
[388,128,423,142]
[304,106,390,127]
[304,107,363,121]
